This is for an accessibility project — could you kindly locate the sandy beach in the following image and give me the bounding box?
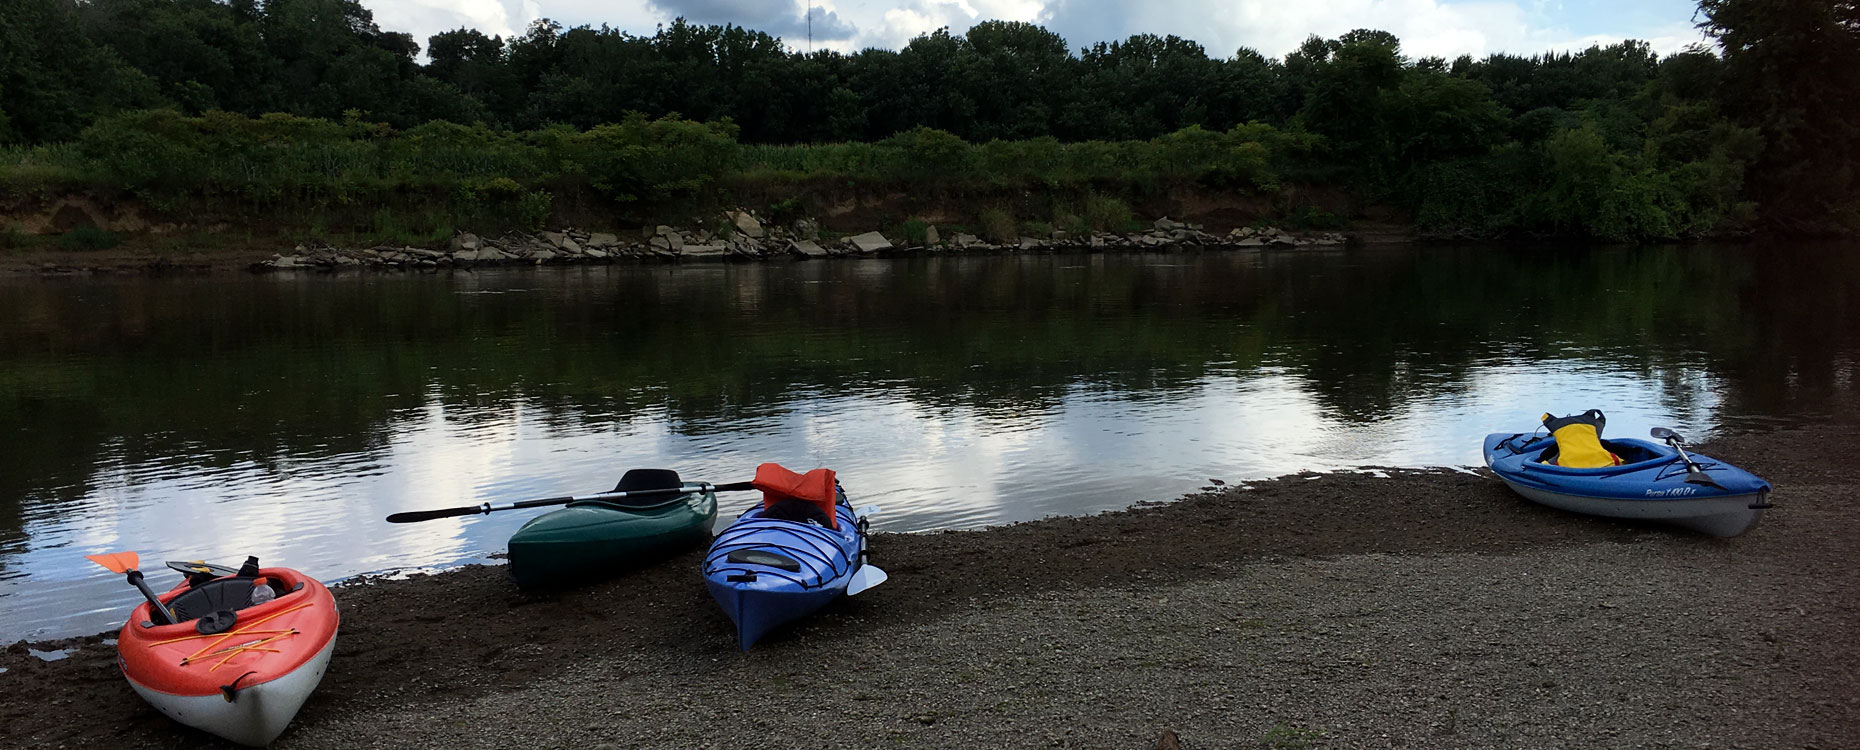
[4,422,1855,749]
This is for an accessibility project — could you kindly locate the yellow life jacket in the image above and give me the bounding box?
[1542,410,1623,468]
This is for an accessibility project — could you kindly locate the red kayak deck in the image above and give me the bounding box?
[117,567,340,697]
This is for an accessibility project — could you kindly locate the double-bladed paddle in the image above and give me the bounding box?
[1650,427,1726,489]
[85,551,179,625]
[385,474,755,524]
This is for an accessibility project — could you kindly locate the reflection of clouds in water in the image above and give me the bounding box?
[5,247,1855,642]
[0,353,1737,642]
[794,396,1048,528]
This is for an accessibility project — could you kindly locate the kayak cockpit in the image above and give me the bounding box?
[1537,439,1668,470]
[166,577,292,622]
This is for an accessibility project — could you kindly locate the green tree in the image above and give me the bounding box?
[0,0,164,144]
[1698,0,1860,230]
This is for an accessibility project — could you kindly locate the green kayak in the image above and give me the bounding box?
[507,478,718,589]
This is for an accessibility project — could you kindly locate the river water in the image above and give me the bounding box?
[2,245,1855,641]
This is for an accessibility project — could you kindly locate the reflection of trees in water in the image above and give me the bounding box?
[0,244,1854,537]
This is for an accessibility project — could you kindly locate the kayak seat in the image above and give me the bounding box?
[763,497,834,527]
[167,578,280,622]
[1602,440,1662,464]
[608,469,686,508]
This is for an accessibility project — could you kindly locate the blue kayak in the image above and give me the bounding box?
[1483,432,1773,537]
[703,487,876,650]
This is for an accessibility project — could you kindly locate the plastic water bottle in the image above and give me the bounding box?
[248,576,276,606]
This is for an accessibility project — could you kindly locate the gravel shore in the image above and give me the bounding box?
[4,423,1855,748]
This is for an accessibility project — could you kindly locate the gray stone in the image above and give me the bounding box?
[542,231,566,248]
[924,225,940,246]
[668,233,685,251]
[792,219,820,240]
[451,233,481,252]
[561,237,583,254]
[1153,217,1183,231]
[1018,238,1043,250]
[848,231,892,253]
[533,249,558,261]
[650,236,671,251]
[1233,238,1267,247]
[729,211,765,238]
[683,243,730,257]
[790,240,829,258]
[589,232,618,248]
[952,233,979,248]
[585,247,608,258]
[272,255,302,268]
[453,250,480,261]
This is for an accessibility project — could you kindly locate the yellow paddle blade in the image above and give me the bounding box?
[85,551,140,574]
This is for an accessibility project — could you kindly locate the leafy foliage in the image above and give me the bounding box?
[0,1,1851,237]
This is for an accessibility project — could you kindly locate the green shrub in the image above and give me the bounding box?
[577,114,740,207]
[764,196,808,227]
[1288,205,1346,230]
[1022,220,1055,239]
[1082,194,1135,232]
[978,207,1017,243]
[899,218,931,245]
[877,127,977,181]
[1054,210,1088,238]
[516,190,553,231]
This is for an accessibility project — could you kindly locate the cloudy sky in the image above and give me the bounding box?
[370,0,1709,60]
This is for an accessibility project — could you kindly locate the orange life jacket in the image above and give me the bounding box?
[752,463,839,529]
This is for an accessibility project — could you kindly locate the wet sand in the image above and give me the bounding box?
[4,423,1855,748]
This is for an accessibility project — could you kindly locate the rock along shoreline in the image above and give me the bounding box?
[256,211,1352,272]
[2,421,1855,748]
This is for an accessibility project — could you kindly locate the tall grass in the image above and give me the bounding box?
[738,125,1317,190]
[0,111,1319,233]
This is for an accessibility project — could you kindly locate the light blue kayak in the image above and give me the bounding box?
[1483,431,1772,537]
[702,487,884,650]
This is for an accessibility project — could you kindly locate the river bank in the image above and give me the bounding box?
[0,211,1384,276]
[2,421,1854,748]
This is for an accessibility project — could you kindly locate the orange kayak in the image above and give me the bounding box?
[112,565,339,746]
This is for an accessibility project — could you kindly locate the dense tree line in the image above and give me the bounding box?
[1,0,1855,235]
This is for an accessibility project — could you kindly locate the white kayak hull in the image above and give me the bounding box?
[1501,480,1767,538]
[125,633,337,746]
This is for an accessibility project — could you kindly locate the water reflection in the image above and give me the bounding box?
[0,244,1855,640]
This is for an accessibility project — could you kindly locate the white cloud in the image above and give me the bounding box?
[1036,0,1705,60]
[647,0,859,41]
[361,0,1705,59]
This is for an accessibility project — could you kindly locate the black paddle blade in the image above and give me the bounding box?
[386,507,481,524]
[1685,471,1725,489]
[1650,427,1684,443]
